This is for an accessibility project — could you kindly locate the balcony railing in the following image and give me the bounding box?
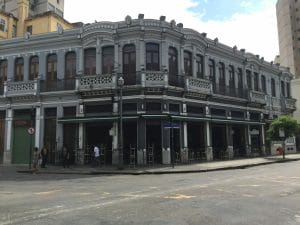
[40,78,76,92]
[213,84,248,99]
[249,90,266,105]
[169,75,185,88]
[142,71,168,87]
[77,74,116,91]
[185,76,211,94]
[285,98,296,110]
[271,97,281,108]
[5,80,38,97]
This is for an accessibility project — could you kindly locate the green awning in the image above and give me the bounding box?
[58,116,138,124]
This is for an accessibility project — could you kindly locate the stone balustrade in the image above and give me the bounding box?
[142,71,168,87]
[5,80,38,97]
[249,90,266,105]
[78,74,116,91]
[185,76,211,94]
[285,98,296,110]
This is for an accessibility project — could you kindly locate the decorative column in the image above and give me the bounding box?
[204,53,210,79]
[96,38,102,74]
[161,39,168,71]
[260,124,266,155]
[114,42,119,73]
[23,55,29,81]
[77,47,84,74]
[205,105,213,161]
[138,38,145,71]
[34,106,42,149]
[226,124,234,159]
[76,103,85,165]
[56,105,63,163]
[137,118,147,165]
[179,46,185,75]
[246,124,252,156]
[192,46,197,78]
[3,108,13,164]
[180,121,188,163]
[57,50,65,80]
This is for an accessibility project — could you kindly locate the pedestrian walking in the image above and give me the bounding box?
[62,146,70,168]
[93,144,100,167]
[40,146,48,168]
[32,147,40,174]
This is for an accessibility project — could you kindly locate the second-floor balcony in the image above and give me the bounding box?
[141,71,168,88]
[40,78,76,92]
[185,76,211,95]
[213,84,248,99]
[4,80,38,97]
[249,90,266,105]
[77,74,116,92]
[285,98,297,111]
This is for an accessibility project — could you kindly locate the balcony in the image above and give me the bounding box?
[4,80,38,97]
[40,78,76,92]
[141,71,168,88]
[77,74,116,92]
[213,84,248,99]
[285,98,296,111]
[185,76,211,95]
[271,97,281,109]
[249,90,266,105]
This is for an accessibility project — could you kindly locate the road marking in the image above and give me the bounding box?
[164,194,195,199]
[34,190,61,196]
[242,194,254,197]
[236,184,262,187]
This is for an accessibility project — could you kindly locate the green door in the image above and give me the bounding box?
[12,127,34,164]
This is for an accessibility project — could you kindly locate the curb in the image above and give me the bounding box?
[17,158,300,175]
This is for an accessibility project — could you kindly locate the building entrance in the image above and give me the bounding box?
[187,122,205,160]
[146,121,162,164]
[232,125,246,157]
[212,124,226,160]
[123,121,137,165]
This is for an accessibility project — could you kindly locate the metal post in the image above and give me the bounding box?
[28,108,34,170]
[118,76,124,169]
[171,119,174,168]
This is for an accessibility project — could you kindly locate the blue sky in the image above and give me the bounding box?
[65,0,278,61]
[189,0,264,21]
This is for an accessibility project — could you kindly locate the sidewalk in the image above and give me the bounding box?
[11,153,300,175]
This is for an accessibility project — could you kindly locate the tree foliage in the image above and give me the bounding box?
[267,115,299,140]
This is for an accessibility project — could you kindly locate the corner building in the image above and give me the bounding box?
[0,16,296,165]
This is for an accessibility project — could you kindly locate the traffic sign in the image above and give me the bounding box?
[27,127,35,135]
[163,122,180,129]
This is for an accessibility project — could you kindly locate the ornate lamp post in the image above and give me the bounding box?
[117,76,124,169]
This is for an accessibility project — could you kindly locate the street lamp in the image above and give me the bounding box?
[117,76,124,169]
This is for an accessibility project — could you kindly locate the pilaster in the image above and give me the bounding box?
[3,108,13,164]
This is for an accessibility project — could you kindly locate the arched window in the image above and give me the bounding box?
[102,46,114,74]
[84,48,96,75]
[271,78,276,97]
[15,57,24,81]
[184,51,192,76]
[218,62,225,86]
[29,56,39,80]
[246,70,252,90]
[123,44,136,85]
[254,72,259,91]
[208,59,215,91]
[47,54,57,81]
[0,60,7,84]
[146,43,159,71]
[229,65,235,88]
[196,54,204,78]
[168,47,178,86]
[65,51,76,79]
[281,80,285,97]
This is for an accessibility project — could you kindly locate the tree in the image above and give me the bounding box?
[267,115,299,159]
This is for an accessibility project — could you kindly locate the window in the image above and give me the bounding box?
[26,26,32,35]
[261,75,266,93]
[102,46,114,74]
[14,57,24,81]
[246,70,252,90]
[229,65,235,88]
[237,68,243,89]
[0,19,5,31]
[47,54,57,81]
[208,59,215,82]
[29,56,39,80]
[281,80,285,97]
[271,78,276,97]
[84,48,96,75]
[287,82,291,98]
[0,60,7,84]
[254,72,259,91]
[196,54,204,78]
[122,44,136,85]
[218,62,225,86]
[184,51,192,76]
[146,43,159,71]
[168,47,178,77]
[65,52,76,79]
[12,25,16,37]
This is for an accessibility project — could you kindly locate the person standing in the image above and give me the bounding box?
[93,144,100,167]
[40,146,48,168]
[62,146,70,168]
[32,147,40,174]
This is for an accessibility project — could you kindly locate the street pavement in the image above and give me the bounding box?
[6,153,300,175]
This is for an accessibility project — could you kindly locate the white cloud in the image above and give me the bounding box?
[65,0,278,62]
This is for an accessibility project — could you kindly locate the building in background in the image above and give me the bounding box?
[0,0,74,39]
[276,0,300,121]
[0,15,296,165]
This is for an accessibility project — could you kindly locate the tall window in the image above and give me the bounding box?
[229,65,235,88]
[254,72,259,91]
[271,78,276,97]
[29,56,39,80]
[14,57,24,81]
[123,44,136,85]
[84,48,96,75]
[0,19,5,31]
[237,68,243,89]
[102,46,114,74]
[246,70,252,90]
[0,60,7,84]
[168,47,178,86]
[184,51,192,76]
[47,54,57,81]
[196,54,204,78]
[287,82,291,98]
[281,80,285,97]
[208,59,215,81]
[261,75,266,93]
[146,43,159,71]
[218,62,225,86]
[65,52,76,79]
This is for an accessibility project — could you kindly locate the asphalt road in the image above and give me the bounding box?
[0,162,300,225]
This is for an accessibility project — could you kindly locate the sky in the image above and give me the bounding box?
[64,0,278,62]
